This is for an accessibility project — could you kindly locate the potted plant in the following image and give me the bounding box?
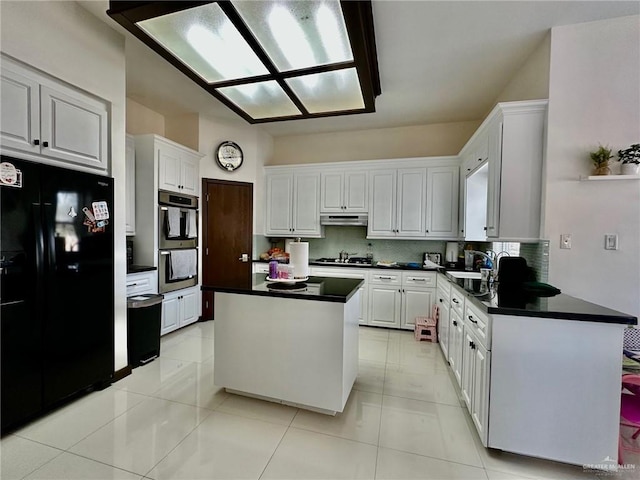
[589,144,614,175]
[617,143,640,175]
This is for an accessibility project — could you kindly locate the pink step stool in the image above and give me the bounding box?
[414,305,439,342]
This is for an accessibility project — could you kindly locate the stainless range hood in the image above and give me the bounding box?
[320,214,368,226]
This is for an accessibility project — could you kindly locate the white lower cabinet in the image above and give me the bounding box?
[161,286,201,336]
[436,276,451,360]
[126,271,158,297]
[368,270,435,330]
[461,325,490,444]
[449,308,464,388]
[310,266,368,325]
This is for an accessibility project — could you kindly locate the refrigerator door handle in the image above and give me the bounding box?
[42,203,56,272]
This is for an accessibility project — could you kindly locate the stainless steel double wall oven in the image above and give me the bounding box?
[158,190,198,293]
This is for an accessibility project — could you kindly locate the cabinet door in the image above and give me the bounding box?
[396,168,426,237]
[161,294,180,335]
[0,68,40,154]
[471,343,490,444]
[449,310,464,388]
[426,166,458,238]
[40,85,108,170]
[265,173,294,236]
[368,169,396,237]
[369,286,401,328]
[180,155,199,196]
[320,172,344,212]
[344,171,368,212]
[401,287,434,330]
[292,172,321,236]
[158,143,182,193]
[125,135,136,235]
[437,299,450,359]
[180,288,200,327]
[461,329,474,409]
[485,118,503,238]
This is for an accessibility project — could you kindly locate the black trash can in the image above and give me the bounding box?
[127,293,164,368]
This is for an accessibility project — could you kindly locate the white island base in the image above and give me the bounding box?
[213,291,360,415]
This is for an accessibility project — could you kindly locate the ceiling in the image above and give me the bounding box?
[80,1,639,137]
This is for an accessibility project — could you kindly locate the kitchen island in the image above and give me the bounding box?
[204,275,363,415]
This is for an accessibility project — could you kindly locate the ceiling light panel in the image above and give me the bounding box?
[136,3,269,83]
[232,0,353,72]
[217,81,302,119]
[286,68,364,113]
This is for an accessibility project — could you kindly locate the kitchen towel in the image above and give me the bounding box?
[186,210,197,238]
[289,241,309,279]
[166,207,181,238]
[169,249,197,280]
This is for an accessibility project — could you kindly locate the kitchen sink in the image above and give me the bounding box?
[448,271,482,280]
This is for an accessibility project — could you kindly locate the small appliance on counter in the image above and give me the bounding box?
[423,252,441,265]
[445,242,458,268]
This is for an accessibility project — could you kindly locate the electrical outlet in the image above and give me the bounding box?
[604,234,618,250]
[560,233,572,249]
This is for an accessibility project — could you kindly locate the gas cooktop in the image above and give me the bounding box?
[314,257,373,266]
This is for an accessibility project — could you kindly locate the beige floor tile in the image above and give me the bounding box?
[15,388,146,450]
[24,452,142,480]
[360,337,389,363]
[0,435,62,480]
[215,392,298,425]
[379,395,483,468]
[147,411,287,480]
[355,360,386,394]
[291,390,382,445]
[161,335,215,363]
[484,469,536,480]
[261,427,377,479]
[383,364,461,406]
[183,320,215,339]
[151,358,228,410]
[376,447,488,479]
[70,397,210,475]
[359,326,390,342]
[111,356,194,395]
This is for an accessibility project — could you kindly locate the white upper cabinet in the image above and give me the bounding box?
[369,165,458,239]
[426,166,459,238]
[462,100,547,241]
[1,56,108,172]
[125,135,136,235]
[157,140,200,196]
[321,170,368,213]
[265,170,322,237]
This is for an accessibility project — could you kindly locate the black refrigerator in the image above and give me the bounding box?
[1,156,114,432]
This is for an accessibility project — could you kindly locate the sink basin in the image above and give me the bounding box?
[448,271,482,280]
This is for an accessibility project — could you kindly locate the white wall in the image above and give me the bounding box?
[0,1,129,369]
[545,15,640,317]
[198,115,273,235]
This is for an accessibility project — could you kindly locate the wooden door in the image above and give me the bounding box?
[202,179,253,320]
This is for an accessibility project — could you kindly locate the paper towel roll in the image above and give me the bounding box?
[289,242,309,279]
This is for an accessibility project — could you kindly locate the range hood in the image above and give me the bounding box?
[320,214,368,226]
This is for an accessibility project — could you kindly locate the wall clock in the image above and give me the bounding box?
[216,141,243,171]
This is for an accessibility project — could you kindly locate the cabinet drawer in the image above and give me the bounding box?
[369,270,401,285]
[402,271,436,288]
[126,271,157,296]
[252,263,270,274]
[464,301,491,349]
[450,285,465,317]
[437,283,451,306]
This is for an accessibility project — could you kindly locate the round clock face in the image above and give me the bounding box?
[216,141,243,171]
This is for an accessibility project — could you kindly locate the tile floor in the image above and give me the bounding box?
[1,323,638,480]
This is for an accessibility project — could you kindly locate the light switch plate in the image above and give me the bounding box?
[560,233,572,249]
[604,234,618,250]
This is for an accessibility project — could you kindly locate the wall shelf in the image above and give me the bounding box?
[580,174,640,181]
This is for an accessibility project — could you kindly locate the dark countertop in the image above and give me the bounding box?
[444,273,637,325]
[202,274,364,303]
[254,259,438,271]
[127,265,157,274]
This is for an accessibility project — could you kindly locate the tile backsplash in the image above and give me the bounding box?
[255,228,550,282]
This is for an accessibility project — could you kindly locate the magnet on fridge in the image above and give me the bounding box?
[82,207,96,222]
[68,206,78,218]
[91,201,109,220]
[0,162,22,188]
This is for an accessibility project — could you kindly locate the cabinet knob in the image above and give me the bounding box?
[34,139,40,146]
[426,230,429,233]
[453,320,458,326]
[483,226,487,231]
[43,141,49,147]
